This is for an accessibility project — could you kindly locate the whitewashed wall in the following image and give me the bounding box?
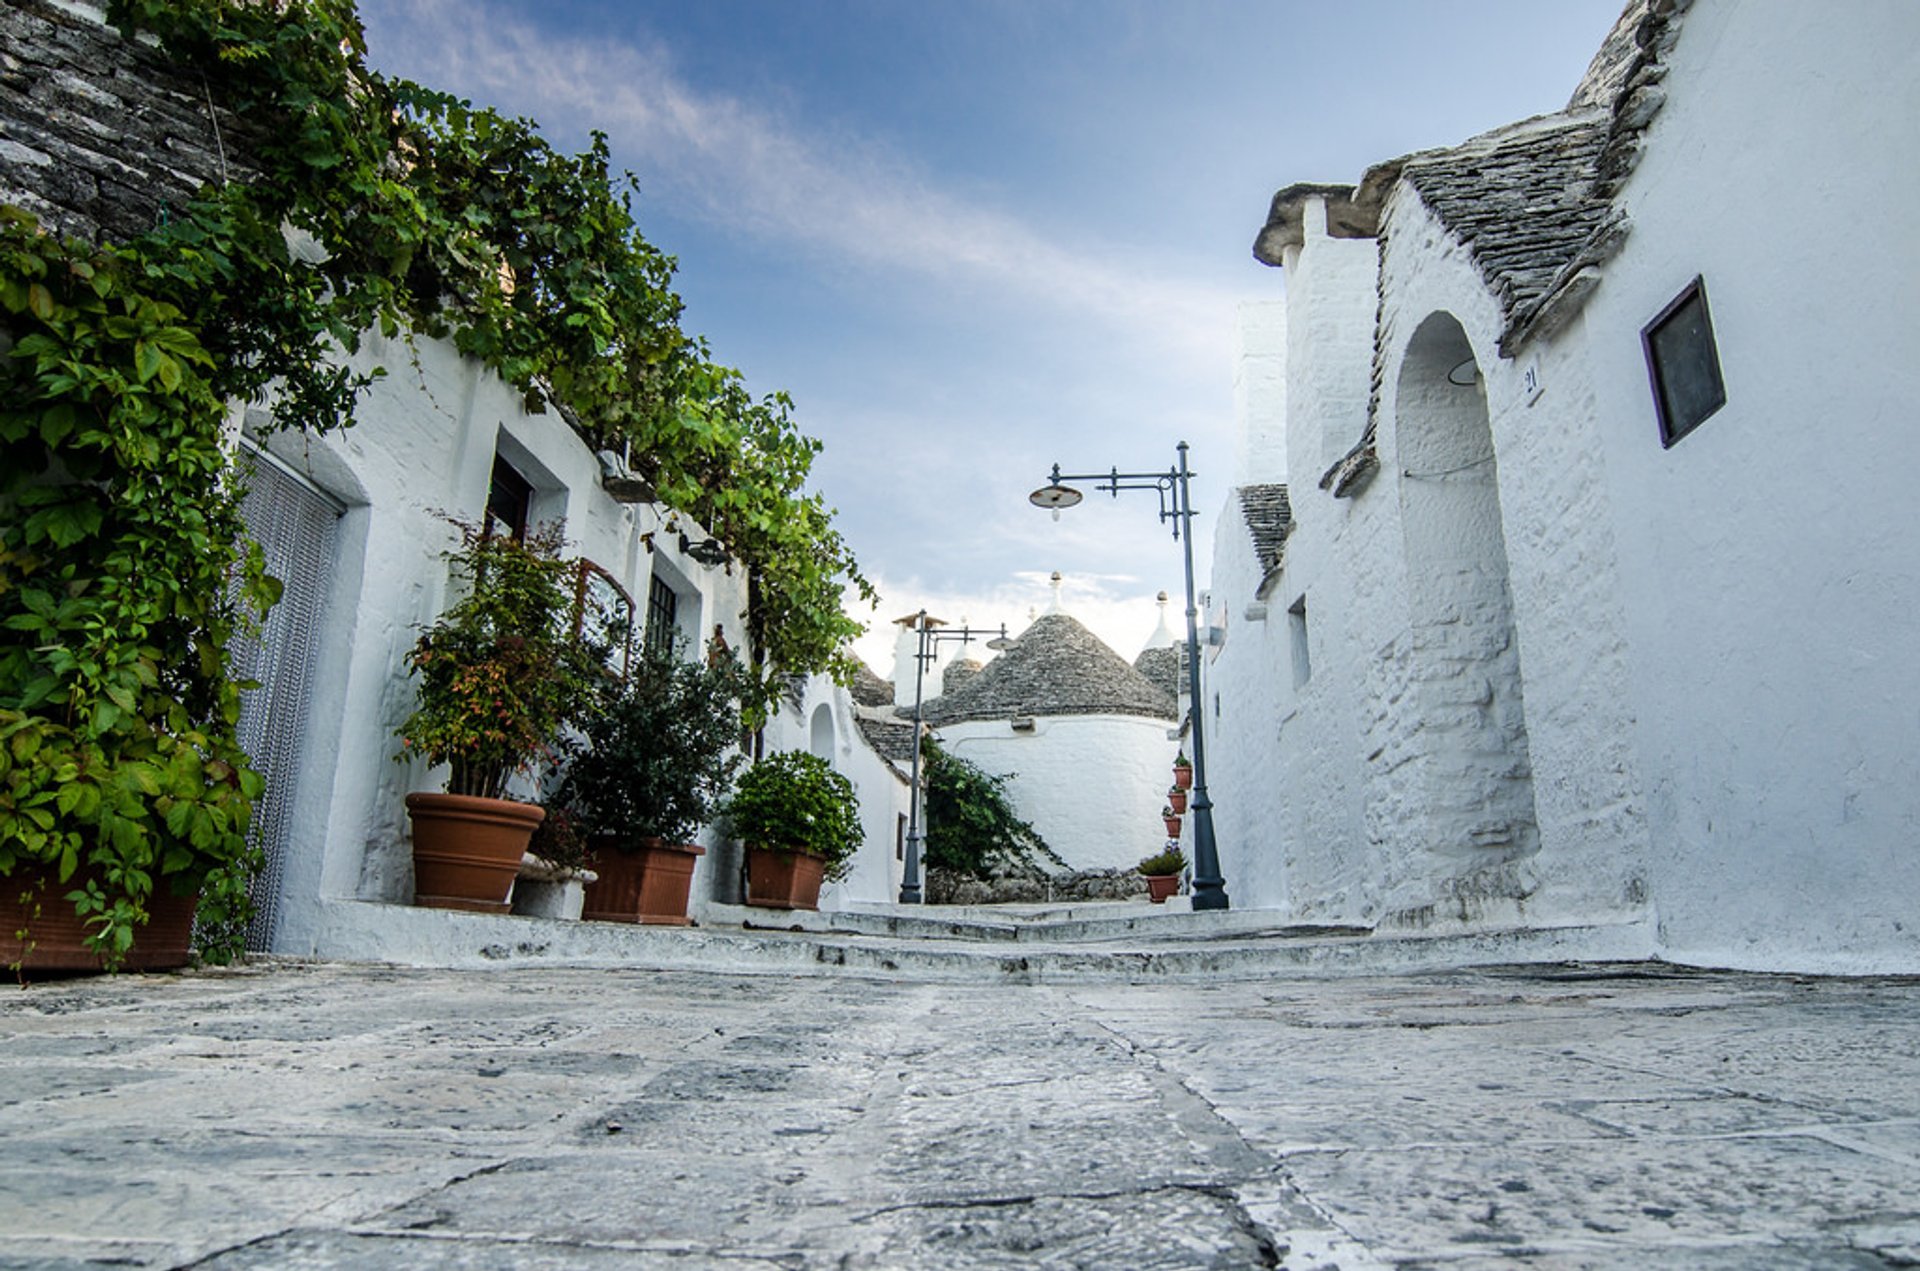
[938,715,1179,873]
[1212,0,1920,972]
[1199,505,1289,911]
[247,332,751,954]
[1572,0,1920,972]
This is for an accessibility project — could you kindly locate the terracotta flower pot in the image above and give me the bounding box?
[745,846,826,911]
[406,792,545,913]
[582,838,706,925]
[1168,788,1188,815]
[1143,873,1181,904]
[1172,764,1193,791]
[1163,815,1183,837]
[2,863,197,974]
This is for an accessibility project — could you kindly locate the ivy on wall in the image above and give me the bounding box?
[1,0,872,964]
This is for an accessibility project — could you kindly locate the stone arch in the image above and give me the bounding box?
[1393,311,1539,862]
[809,702,836,762]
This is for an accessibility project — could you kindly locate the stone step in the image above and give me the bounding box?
[708,899,1371,945]
[302,898,1657,984]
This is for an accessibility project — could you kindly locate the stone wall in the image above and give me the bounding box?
[0,0,251,243]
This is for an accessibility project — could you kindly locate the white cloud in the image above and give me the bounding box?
[361,0,1238,373]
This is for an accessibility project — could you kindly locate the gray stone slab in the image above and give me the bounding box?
[1,962,1916,1268]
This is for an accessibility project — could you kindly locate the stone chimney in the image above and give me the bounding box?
[1253,184,1382,482]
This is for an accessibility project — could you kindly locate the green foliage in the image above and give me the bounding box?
[396,521,598,799]
[1137,846,1187,877]
[2,0,874,964]
[0,215,276,967]
[722,751,861,881]
[555,640,754,850]
[920,740,1063,881]
[104,0,873,696]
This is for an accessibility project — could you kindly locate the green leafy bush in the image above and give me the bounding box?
[722,751,861,880]
[921,740,1062,880]
[556,640,754,849]
[396,520,596,799]
[1137,847,1187,877]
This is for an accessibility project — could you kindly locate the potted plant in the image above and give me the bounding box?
[1167,783,1188,816]
[723,751,862,910]
[1162,804,1183,838]
[561,640,753,925]
[396,521,594,912]
[1138,845,1186,904]
[1172,752,1193,791]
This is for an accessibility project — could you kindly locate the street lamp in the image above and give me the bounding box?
[1028,442,1229,911]
[899,611,1012,904]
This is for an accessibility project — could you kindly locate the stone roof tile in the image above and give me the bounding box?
[848,660,895,708]
[1238,484,1292,574]
[1132,645,1183,703]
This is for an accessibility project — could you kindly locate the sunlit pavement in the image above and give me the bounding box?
[3,959,1917,1268]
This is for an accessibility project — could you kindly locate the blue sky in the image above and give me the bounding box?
[357,0,1624,669]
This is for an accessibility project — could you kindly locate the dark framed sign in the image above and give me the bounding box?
[1642,276,1727,448]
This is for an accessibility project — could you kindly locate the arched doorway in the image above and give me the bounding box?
[1394,313,1539,862]
[809,702,836,762]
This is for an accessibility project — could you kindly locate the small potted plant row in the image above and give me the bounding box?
[396,520,835,925]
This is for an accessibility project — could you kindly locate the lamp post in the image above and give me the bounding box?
[899,611,1011,904]
[1028,442,1229,910]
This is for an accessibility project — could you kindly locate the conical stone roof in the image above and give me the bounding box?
[1133,645,1184,703]
[919,613,1176,726]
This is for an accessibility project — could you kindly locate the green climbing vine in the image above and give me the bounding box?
[1,0,872,966]
[921,740,1064,881]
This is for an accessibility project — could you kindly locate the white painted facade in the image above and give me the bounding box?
[1203,0,1920,973]
[242,332,756,952]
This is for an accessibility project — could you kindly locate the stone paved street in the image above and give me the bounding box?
[3,960,1918,1268]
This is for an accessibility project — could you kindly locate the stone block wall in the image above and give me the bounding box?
[0,0,251,244]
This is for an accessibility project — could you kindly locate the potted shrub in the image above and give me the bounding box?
[1138,845,1187,904]
[723,751,861,910]
[561,640,753,925]
[396,521,594,912]
[1172,752,1193,790]
[1167,783,1188,816]
[1162,804,1183,838]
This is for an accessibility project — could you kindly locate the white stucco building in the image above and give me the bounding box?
[232,334,765,950]
[0,0,907,950]
[914,603,1181,874]
[1203,0,1920,973]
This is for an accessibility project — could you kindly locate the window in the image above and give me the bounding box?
[644,573,679,655]
[1642,276,1727,448]
[1288,594,1311,689]
[485,454,533,540]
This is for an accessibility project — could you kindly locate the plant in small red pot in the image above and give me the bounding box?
[1137,845,1187,904]
[1167,784,1188,816]
[561,638,753,925]
[1172,752,1193,791]
[723,751,861,911]
[397,521,594,913]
